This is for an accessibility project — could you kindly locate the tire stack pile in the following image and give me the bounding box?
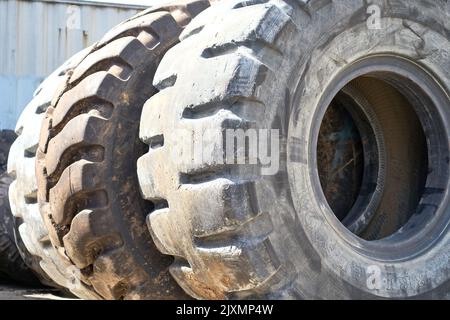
[0,0,449,299]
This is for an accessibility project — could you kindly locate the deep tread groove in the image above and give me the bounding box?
[70,57,133,88]
[36,102,51,114]
[178,167,257,186]
[232,0,270,10]
[181,25,204,40]
[149,135,165,149]
[24,145,38,158]
[153,199,169,210]
[50,97,114,139]
[107,27,160,49]
[157,74,177,90]
[46,145,105,190]
[182,96,265,119]
[23,192,38,205]
[56,189,109,241]
[179,171,224,185]
[201,39,283,60]
[193,212,273,249]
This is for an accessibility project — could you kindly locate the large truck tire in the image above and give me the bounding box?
[36,0,211,300]
[137,0,450,299]
[8,49,101,299]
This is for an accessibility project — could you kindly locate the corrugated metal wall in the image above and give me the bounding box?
[0,0,147,130]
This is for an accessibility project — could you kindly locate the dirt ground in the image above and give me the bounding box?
[0,280,75,300]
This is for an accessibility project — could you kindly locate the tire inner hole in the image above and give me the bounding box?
[317,77,429,241]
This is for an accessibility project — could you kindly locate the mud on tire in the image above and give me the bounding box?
[36,0,210,299]
[138,0,450,299]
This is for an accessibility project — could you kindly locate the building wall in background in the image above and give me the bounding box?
[0,0,147,130]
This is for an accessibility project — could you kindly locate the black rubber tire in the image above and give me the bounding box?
[0,176,39,285]
[36,0,211,300]
[138,0,450,299]
[0,131,39,285]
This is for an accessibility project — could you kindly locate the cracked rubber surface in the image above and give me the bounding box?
[36,0,211,300]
